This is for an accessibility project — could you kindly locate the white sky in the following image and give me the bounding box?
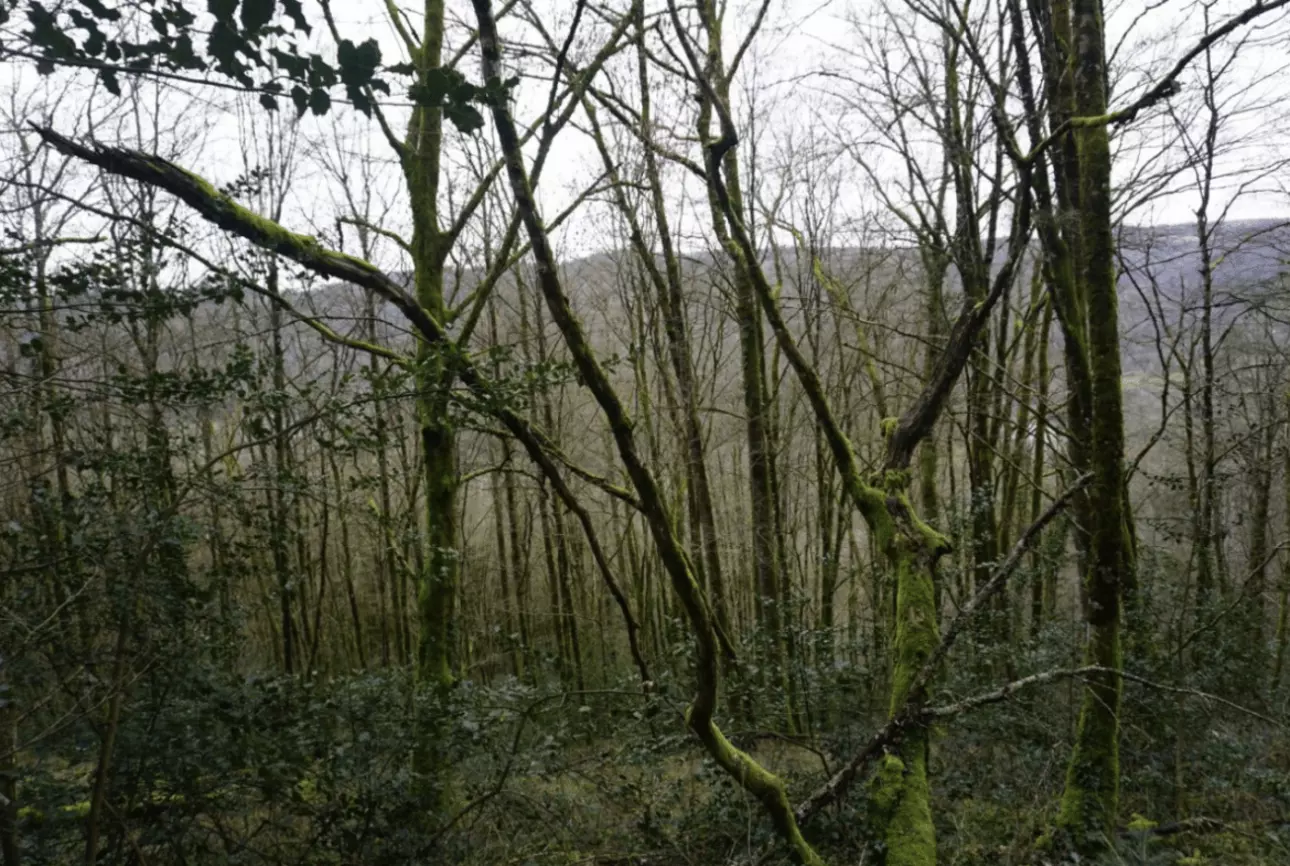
[2,0,1288,277]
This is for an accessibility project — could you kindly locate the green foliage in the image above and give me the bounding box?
[11,0,514,128]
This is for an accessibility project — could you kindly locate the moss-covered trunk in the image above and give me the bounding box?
[867,489,945,866]
[404,0,460,815]
[1052,0,1132,847]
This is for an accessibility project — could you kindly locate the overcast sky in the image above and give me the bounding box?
[324,0,1290,248]
[3,0,1288,276]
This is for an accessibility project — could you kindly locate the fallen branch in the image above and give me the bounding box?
[921,665,1283,727]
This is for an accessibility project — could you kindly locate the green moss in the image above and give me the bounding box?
[870,753,906,814]
[689,714,825,866]
[882,468,911,492]
[60,800,91,818]
[889,554,939,710]
[296,775,322,804]
[869,746,935,866]
[1054,665,1121,849]
[872,526,940,865]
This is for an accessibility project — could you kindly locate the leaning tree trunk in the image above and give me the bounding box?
[694,1,795,729]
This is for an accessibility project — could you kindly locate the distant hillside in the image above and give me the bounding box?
[294,219,1289,406]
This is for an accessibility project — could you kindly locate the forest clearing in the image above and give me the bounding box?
[2,0,1290,864]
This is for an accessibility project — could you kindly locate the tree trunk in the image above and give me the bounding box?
[1053,0,1132,846]
[1273,396,1290,691]
[329,452,366,668]
[693,2,792,727]
[266,262,297,675]
[1244,389,1276,682]
[405,0,460,815]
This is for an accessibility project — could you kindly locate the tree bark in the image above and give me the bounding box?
[1052,0,1133,847]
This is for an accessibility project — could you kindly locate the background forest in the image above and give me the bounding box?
[2,0,1289,864]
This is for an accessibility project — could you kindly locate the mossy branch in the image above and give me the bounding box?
[44,185,408,366]
[338,216,411,253]
[32,124,443,343]
[1017,0,1290,165]
[773,219,890,420]
[34,122,654,689]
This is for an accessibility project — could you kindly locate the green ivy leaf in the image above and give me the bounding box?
[336,38,380,87]
[79,0,121,22]
[240,0,275,35]
[207,19,251,85]
[207,0,236,21]
[445,102,484,134]
[307,86,330,115]
[336,37,381,116]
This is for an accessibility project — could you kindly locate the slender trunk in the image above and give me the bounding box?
[473,8,821,854]
[556,501,585,690]
[919,254,947,529]
[491,460,521,677]
[266,263,297,675]
[1195,54,1221,608]
[306,448,332,673]
[329,453,366,668]
[532,275,580,684]
[1,622,17,866]
[538,477,566,677]
[816,430,838,667]
[406,0,460,814]
[194,315,234,643]
[630,20,731,639]
[503,437,531,678]
[31,231,85,667]
[1273,396,1290,691]
[489,303,522,678]
[1245,392,1276,680]
[694,4,790,726]
[517,280,564,677]
[84,624,128,866]
[369,290,402,667]
[294,481,314,664]
[1000,273,1045,554]
[1030,298,1054,638]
